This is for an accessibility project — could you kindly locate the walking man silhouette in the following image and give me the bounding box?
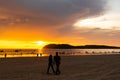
[47,54,55,74]
[54,52,61,75]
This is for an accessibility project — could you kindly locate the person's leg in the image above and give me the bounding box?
[55,64,58,74]
[57,64,61,74]
[47,64,50,74]
[56,64,60,75]
[51,64,55,73]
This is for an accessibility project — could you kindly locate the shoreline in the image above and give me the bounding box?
[0,53,120,58]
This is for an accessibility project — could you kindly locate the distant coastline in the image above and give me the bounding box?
[43,44,120,49]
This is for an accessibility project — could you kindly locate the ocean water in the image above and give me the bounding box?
[0,49,38,58]
[42,49,120,56]
[0,49,120,58]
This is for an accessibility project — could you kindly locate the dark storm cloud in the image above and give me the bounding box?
[0,0,107,27]
[17,0,106,16]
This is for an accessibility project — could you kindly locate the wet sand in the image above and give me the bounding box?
[0,55,120,80]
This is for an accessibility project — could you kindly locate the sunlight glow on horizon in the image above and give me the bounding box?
[36,41,46,46]
[0,40,49,49]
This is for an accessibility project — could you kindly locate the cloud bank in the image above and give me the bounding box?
[0,0,106,27]
[1,0,120,46]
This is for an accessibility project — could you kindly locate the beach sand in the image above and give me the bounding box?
[0,55,120,80]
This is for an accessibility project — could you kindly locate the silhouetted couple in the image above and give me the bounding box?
[47,52,61,75]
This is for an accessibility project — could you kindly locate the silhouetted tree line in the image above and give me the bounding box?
[43,44,120,49]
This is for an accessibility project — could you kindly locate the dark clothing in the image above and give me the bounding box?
[48,55,53,64]
[54,56,61,75]
[47,55,55,74]
[54,56,61,64]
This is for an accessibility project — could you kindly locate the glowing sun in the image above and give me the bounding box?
[37,41,46,45]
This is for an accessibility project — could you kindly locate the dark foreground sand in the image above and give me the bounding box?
[0,55,120,80]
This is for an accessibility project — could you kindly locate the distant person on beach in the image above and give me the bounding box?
[37,54,39,57]
[54,52,61,75]
[47,54,55,74]
[4,54,7,58]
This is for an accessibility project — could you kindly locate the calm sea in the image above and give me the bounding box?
[0,49,120,58]
[42,49,120,56]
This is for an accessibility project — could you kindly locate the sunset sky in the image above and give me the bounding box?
[0,0,120,48]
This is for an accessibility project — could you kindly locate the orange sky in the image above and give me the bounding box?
[0,0,120,48]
